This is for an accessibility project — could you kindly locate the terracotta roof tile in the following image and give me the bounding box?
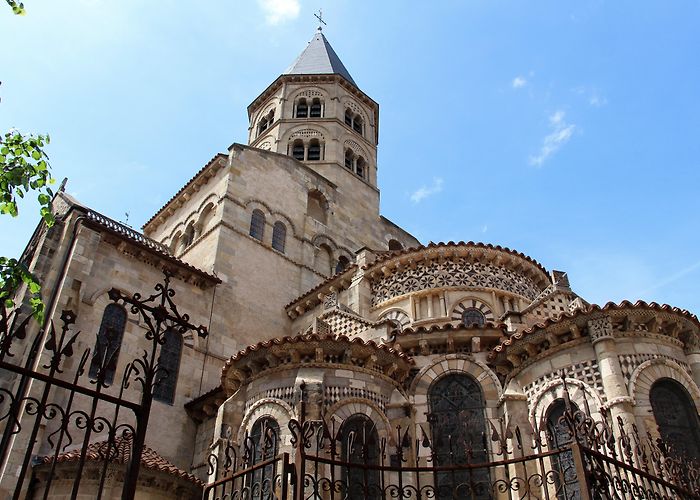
[222,332,412,374]
[489,300,700,361]
[84,209,220,284]
[40,432,203,487]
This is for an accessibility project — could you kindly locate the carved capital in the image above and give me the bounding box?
[588,316,614,345]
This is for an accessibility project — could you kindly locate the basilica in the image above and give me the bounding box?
[3,28,700,499]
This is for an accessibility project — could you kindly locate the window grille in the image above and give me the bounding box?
[462,308,486,327]
[651,378,700,461]
[428,374,489,500]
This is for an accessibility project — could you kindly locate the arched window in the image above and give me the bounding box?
[169,232,181,254]
[198,203,216,235]
[182,222,195,248]
[307,139,321,161]
[249,209,265,241]
[388,239,403,251]
[353,116,363,135]
[428,374,489,500]
[650,378,700,461]
[355,156,366,178]
[246,417,280,492]
[335,255,350,274]
[310,98,322,118]
[344,149,354,169]
[345,108,364,136]
[462,308,486,327]
[257,110,274,137]
[295,98,308,118]
[316,244,333,275]
[291,139,305,161]
[272,222,286,253]
[340,414,380,500]
[153,329,183,404]
[307,191,327,224]
[89,304,127,385]
[546,399,581,500]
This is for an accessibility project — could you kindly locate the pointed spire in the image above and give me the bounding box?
[283,31,357,86]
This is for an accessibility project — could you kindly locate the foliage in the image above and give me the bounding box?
[0,129,55,320]
[5,0,25,15]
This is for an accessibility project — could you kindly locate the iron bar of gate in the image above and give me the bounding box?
[0,271,208,499]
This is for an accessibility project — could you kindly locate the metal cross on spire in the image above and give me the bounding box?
[314,9,326,31]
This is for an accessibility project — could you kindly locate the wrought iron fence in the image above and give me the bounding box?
[0,271,207,499]
[204,384,700,500]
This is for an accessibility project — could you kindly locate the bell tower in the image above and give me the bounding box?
[247,28,379,189]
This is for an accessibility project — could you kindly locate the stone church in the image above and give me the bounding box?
[3,28,700,498]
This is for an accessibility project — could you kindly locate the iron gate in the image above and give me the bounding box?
[203,385,700,500]
[0,271,207,499]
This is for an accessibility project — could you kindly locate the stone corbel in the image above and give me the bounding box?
[507,353,522,368]
[587,316,614,345]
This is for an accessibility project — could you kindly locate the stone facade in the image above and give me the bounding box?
[2,29,699,498]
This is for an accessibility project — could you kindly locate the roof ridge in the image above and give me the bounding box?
[284,31,357,86]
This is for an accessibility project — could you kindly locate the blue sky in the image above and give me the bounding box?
[1,1,699,312]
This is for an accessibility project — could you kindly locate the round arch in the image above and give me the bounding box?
[238,398,295,445]
[629,358,700,410]
[529,377,604,424]
[449,297,495,324]
[327,398,392,443]
[410,355,502,399]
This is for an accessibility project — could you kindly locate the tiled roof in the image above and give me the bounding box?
[83,209,220,284]
[39,432,203,487]
[284,30,357,86]
[489,300,700,360]
[224,333,411,366]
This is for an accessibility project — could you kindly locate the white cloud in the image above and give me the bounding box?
[481,224,488,233]
[258,0,300,25]
[410,177,443,203]
[589,94,607,107]
[512,76,527,89]
[529,110,576,167]
[573,85,607,107]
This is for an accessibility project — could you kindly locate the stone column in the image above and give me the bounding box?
[681,333,700,390]
[588,316,636,431]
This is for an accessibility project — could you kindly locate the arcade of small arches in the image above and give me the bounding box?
[168,200,217,255]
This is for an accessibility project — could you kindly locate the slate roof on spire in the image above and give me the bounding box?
[284,30,357,86]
